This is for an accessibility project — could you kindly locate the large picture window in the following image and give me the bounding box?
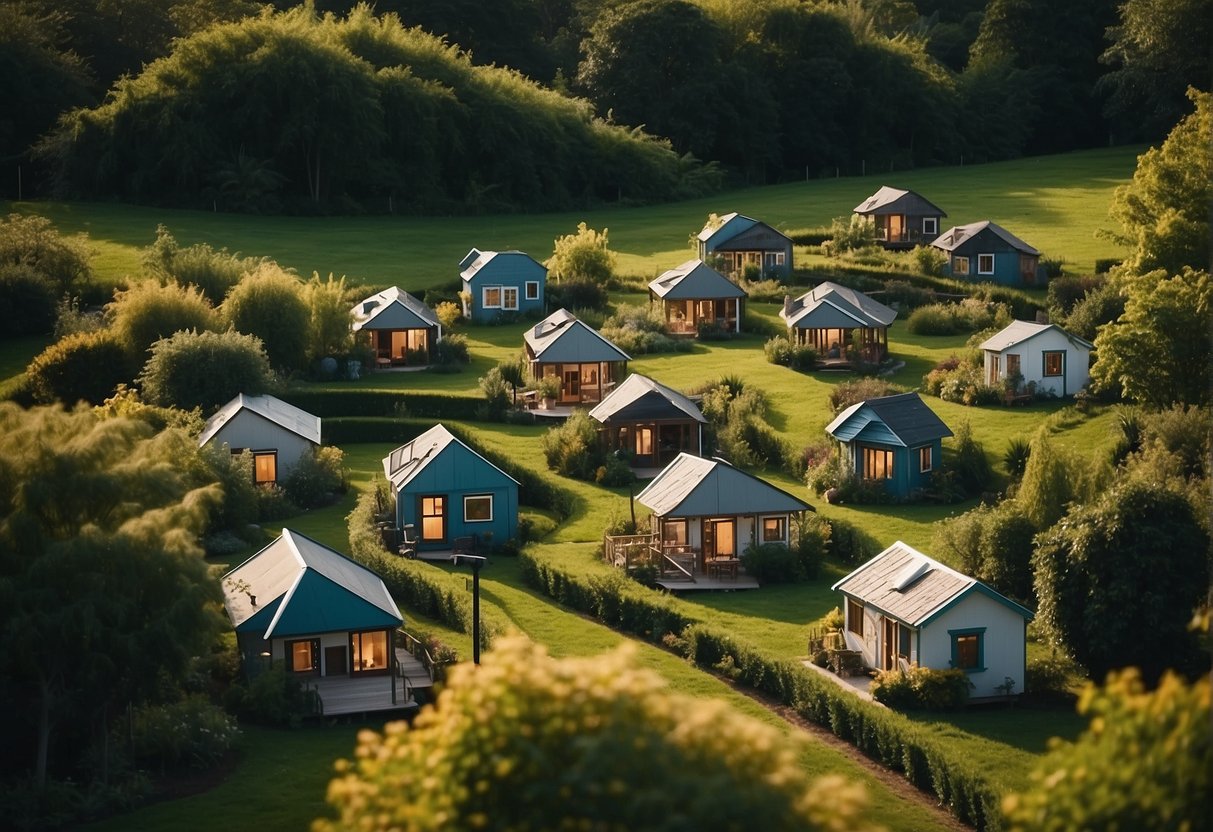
[464,494,493,523]
[482,286,502,309]
[862,447,893,480]
[419,495,446,541]
[253,451,277,485]
[351,630,388,674]
[977,254,995,275]
[949,627,986,671]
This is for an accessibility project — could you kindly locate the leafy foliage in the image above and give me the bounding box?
[601,303,689,355]
[303,273,353,361]
[0,264,58,337]
[26,329,136,406]
[0,213,92,296]
[827,378,905,414]
[764,336,817,370]
[138,329,274,411]
[282,446,346,509]
[317,637,876,832]
[222,263,309,372]
[546,222,615,285]
[108,278,219,359]
[1016,432,1075,529]
[905,300,1010,335]
[541,410,614,481]
[947,420,994,496]
[141,225,262,303]
[932,502,1036,603]
[870,667,971,710]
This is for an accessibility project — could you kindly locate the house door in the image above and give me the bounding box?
[324,645,348,676]
[887,215,904,243]
[882,618,897,671]
[705,519,736,559]
[562,367,580,402]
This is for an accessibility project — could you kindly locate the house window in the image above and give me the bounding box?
[351,630,388,674]
[922,217,938,236]
[502,286,519,311]
[977,254,995,275]
[764,251,785,267]
[919,446,933,473]
[1007,353,1021,379]
[634,427,653,456]
[862,447,894,480]
[762,516,787,542]
[1043,351,1063,377]
[464,494,493,523]
[949,628,986,672]
[253,451,277,485]
[661,519,688,547]
[419,495,446,541]
[482,286,501,309]
[524,281,539,300]
[847,598,864,637]
[287,639,318,673]
[954,256,969,275]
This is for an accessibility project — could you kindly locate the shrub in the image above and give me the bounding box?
[226,666,315,727]
[546,222,615,285]
[27,329,135,405]
[255,483,299,521]
[1003,437,1031,479]
[871,667,970,710]
[53,294,105,338]
[0,264,57,337]
[541,410,606,479]
[434,300,461,330]
[223,263,309,372]
[1024,656,1082,699]
[740,542,804,583]
[139,329,275,411]
[547,279,609,312]
[282,446,346,508]
[142,225,261,303]
[828,378,904,414]
[1063,281,1125,341]
[0,213,92,295]
[109,279,219,358]
[477,366,511,421]
[764,335,817,370]
[595,454,635,486]
[128,695,240,772]
[822,215,876,255]
[432,333,469,367]
[304,273,353,360]
[907,299,1010,336]
[793,513,830,579]
[600,303,689,354]
[947,421,994,496]
[880,279,936,309]
[906,303,958,335]
[911,245,948,276]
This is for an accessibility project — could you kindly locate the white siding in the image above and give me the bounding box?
[919,592,1027,698]
[985,328,1090,398]
[210,410,317,477]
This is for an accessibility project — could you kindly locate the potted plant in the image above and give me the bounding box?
[536,375,561,409]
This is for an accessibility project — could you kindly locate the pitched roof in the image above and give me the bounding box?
[826,392,953,447]
[523,308,630,364]
[979,320,1094,352]
[588,374,706,424]
[459,249,545,281]
[222,529,402,639]
[930,221,1040,255]
[696,212,791,247]
[636,453,812,517]
[351,286,438,332]
[780,281,897,329]
[382,423,519,491]
[649,259,747,300]
[832,540,1033,627]
[198,394,321,448]
[853,185,946,217]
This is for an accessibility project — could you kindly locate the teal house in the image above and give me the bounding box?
[383,424,519,551]
[696,213,793,279]
[221,529,410,715]
[825,393,952,500]
[459,248,547,323]
[930,221,1044,287]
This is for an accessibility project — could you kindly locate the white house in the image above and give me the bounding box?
[832,541,1033,699]
[198,393,321,485]
[978,320,1093,398]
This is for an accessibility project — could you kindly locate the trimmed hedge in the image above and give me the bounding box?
[282,389,480,420]
[518,546,1005,830]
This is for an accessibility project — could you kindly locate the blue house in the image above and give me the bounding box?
[459,248,547,323]
[825,393,952,500]
[696,213,793,279]
[383,424,519,551]
[930,221,1044,287]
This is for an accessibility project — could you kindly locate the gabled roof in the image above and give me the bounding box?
[979,320,1094,352]
[930,221,1040,256]
[459,249,546,282]
[780,281,897,329]
[696,212,791,247]
[853,186,946,217]
[198,394,321,448]
[351,286,439,332]
[222,529,402,639]
[832,540,1033,628]
[826,392,952,448]
[588,374,706,425]
[382,423,519,492]
[523,308,630,364]
[636,453,812,517]
[649,259,747,300]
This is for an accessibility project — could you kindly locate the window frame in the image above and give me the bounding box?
[524,280,540,300]
[977,254,995,275]
[846,598,864,637]
[1043,350,1064,377]
[953,256,969,275]
[501,286,519,311]
[661,519,688,547]
[482,286,502,309]
[253,450,278,485]
[862,446,894,481]
[922,217,938,236]
[949,627,986,672]
[761,515,787,543]
[463,494,494,523]
[286,638,319,674]
[419,495,447,542]
[919,445,933,473]
[350,629,389,675]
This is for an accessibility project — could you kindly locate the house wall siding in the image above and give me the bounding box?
[983,329,1091,397]
[918,592,1027,698]
[210,411,316,478]
[464,259,546,323]
[393,445,518,548]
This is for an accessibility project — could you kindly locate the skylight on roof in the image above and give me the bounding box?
[890,559,931,592]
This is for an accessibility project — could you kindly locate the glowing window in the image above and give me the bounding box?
[253,452,277,485]
[420,495,446,541]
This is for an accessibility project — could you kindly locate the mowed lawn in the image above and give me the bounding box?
[3,144,1137,295]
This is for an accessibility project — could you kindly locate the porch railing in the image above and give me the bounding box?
[602,533,698,582]
[394,628,447,684]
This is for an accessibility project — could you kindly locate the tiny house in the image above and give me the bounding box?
[198,394,321,486]
[696,213,793,279]
[779,282,897,363]
[853,186,947,249]
[979,321,1093,398]
[589,374,706,470]
[351,286,441,367]
[459,248,547,323]
[523,309,630,406]
[648,259,746,335]
[931,221,1044,286]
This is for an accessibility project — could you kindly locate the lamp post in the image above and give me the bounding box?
[452,555,487,664]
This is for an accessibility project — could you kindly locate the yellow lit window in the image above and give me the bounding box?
[420,496,445,541]
[254,452,277,485]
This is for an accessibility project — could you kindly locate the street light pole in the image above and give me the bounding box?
[453,555,487,664]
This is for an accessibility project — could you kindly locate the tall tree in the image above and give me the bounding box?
[222,263,310,372]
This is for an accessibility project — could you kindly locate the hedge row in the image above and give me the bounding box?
[281,389,480,420]
[517,547,1005,830]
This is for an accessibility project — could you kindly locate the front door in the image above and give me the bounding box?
[705,519,736,560]
[562,367,580,402]
[324,645,348,676]
[882,617,897,671]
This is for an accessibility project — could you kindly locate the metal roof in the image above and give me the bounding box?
[649,259,747,300]
[697,212,748,243]
[636,453,812,517]
[222,529,402,639]
[523,308,630,363]
[930,221,1040,256]
[979,320,1094,352]
[459,249,545,282]
[853,185,946,217]
[351,286,439,332]
[780,281,897,329]
[382,423,520,491]
[198,393,321,448]
[588,374,706,424]
[832,540,1033,627]
[826,392,953,447]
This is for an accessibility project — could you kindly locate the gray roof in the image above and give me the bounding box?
[222,528,402,637]
[351,286,439,332]
[459,249,544,281]
[832,540,1033,627]
[780,281,897,329]
[853,186,946,217]
[636,453,811,517]
[523,308,630,363]
[930,221,1040,256]
[696,212,746,242]
[198,393,321,448]
[979,320,1094,352]
[649,259,747,300]
[382,423,519,491]
[826,392,952,447]
[588,374,706,424]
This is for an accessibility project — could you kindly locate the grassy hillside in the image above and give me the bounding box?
[3,145,1137,294]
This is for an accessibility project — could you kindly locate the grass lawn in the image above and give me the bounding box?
[3,145,1136,296]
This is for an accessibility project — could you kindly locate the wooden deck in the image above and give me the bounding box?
[305,674,417,716]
